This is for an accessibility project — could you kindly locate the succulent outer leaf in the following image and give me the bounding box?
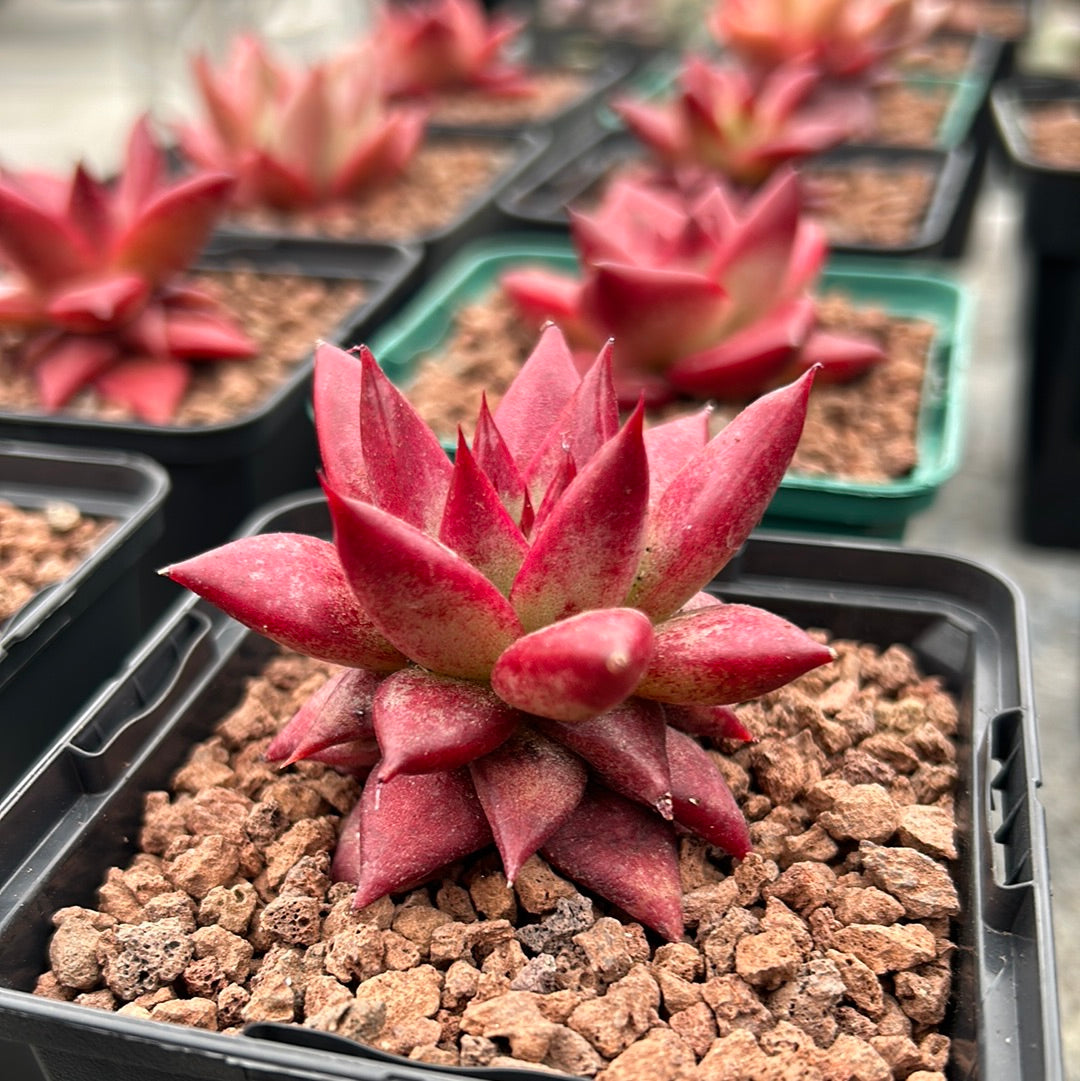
[330,108,427,199]
[267,667,382,765]
[491,324,582,469]
[308,741,381,775]
[499,269,590,343]
[610,97,684,162]
[520,340,619,511]
[665,725,751,857]
[161,307,257,359]
[373,667,520,781]
[627,367,816,620]
[541,784,684,942]
[33,335,121,410]
[45,273,150,334]
[162,533,407,670]
[357,345,453,535]
[114,115,166,221]
[247,149,318,211]
[68,165,113,255]
[472,394,531,532]
[469,726,586,883]
[274,66,332,187]
[112,172,235,285]
[314,342,370,502]
[441,432,528,595]
[350,767,493,907]
[541,697,673,818]
[642,408,711,514]
[796,329,885,382]
[0,284,43,327]
[0,179,92,289]
[510,401,649,631]
[490,607,654,722]
[784,219,830,296]
[665,703,754,743]
[528,449,576,539]
[665,295,816,400]
[326,486,523,679]
[191,51,250,154]
[581,262,730,373]
[93,354,192,424]
[636,602,835,704]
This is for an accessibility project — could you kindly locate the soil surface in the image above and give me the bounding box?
[415,70,590,126]
[403,289,934,484]
[1021,102,1080,169]
[34,632,960,1081]
[0,501,114,622]
[866,83,953,148]
[944,0,1028,39]
[224,142,511,243]
[0,270,365,428]
[897,36,976,78]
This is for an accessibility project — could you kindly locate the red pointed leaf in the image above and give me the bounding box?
[33,335,120,410]
[499,268,589,341]
[643,408,710,513]
[469,727,587,883]
[511,402,649,631]
[358,345,452,535]
[161,307,256,360]
[637,603,835,704]
[797,329,885,382]
[472,394,530,531]
[529,449,576,538]
[162,533,407,670]
[350,768,492,907]
[628,368,816,620]
[542,697,672,818]
[491,608,654,722]
[68,165,112,254]
[115,115,166,220]
[314,342,370,502]
[327,486,523,679]
[45,272,149,334]
[541,785,684,941]
[373,668,519,782]
[665,726,750,857]
[0,179,92,289]
[441,432,528,595]
[665,703,754,743]
[94,354,191,424]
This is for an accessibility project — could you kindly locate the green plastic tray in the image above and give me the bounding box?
[367,235,969,539]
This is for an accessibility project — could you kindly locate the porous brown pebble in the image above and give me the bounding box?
[34,633,961,1079]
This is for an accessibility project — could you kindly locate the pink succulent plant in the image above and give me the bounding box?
[501,168,884,405]
[375,0,535,98]
[164,327,835,940]
[711,0,949,82]
[611,55,873,188]
[0,117,254,423]
[175,35,427,211]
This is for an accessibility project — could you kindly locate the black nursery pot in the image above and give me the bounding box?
[0,440,167,799]
[0,493,1061,1081]
[496,127,978,259]
[992,75,1080,257]
[0,240,421,621]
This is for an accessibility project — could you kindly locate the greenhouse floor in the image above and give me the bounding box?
[0,0,1079,1077]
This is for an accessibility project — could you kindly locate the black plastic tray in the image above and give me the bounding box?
[992,75,1080,257]
[0,492,1061,1081]
[0,441,168,798]
[496,127,977,259]
[0,241,421,620]
[207,130,551,278]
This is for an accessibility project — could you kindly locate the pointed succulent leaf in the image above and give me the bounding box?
[357,344,453,534]
[472,394,531,531]
[114,114,166,220]
[45,272,150,334]
[511,402,649,631]
[469,727,587,883]
[541,697,672,818]
[93,355,192,424]
[609,97,684,161]
[636,603,835,704]
[628,368,816,620]
[492,324,581,469]
[528,448,576,538]
[665,725,751,857]
[34,335,120,410]
[308,740,381,775]
[491,607,654,722]
[642,407,710,513]
[266,667,382,765]
[329,108,428,199]
[161,306,257,359]
[797,329,885,382]
[0,178,92,289]
[68,165,112,254]
[373,668,520,782]
[665,703,755,743]
[349,767,492,907]
[441,432,528,595]
[541,785,684,942]
[161,533,407,670]
[327,486,523,679]
[499,268,590,342]
[314,342,369,502]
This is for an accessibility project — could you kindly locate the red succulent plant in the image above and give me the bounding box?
[711,0,949,82]
[501,168,884,405]
[164,327,834,940]
[611,55,872,188]
[375,0,535,98]
[0,117,254,423]
[175,35,427,211]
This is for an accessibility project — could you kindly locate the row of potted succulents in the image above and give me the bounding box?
[0,2,1063,1080]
